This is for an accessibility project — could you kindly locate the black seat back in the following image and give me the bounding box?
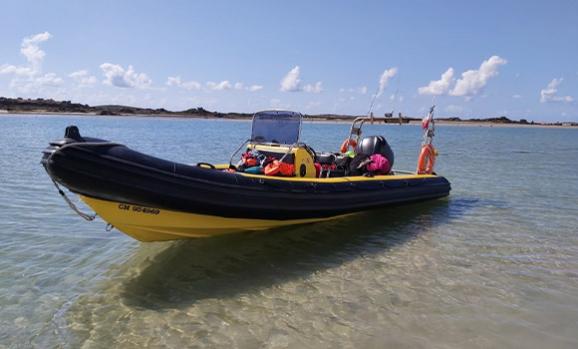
[315,152,336,165]
[355,136,394,167]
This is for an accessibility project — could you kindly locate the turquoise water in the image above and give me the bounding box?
[1,114,577,348]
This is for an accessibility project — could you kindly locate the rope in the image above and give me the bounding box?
[422,105,436,146]
[51,180,96,221]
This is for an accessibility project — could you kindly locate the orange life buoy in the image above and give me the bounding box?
[340,138,357,153]
[417,144,436,174]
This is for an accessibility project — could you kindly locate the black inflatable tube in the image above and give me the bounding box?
[42,137,451,220]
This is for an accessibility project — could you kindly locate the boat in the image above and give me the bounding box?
[41,108,450,242]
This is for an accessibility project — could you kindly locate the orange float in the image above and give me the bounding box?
[339,138,357,153]
[417,144,436,174]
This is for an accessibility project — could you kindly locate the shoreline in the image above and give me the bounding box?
[2,110,577,129]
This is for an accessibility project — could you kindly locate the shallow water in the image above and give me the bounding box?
[1,114,577,348]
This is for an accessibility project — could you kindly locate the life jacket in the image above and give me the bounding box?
[264,160,294,176]
[241,151,259,168]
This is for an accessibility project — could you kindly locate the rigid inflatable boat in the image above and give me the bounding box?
[42,108,450,242]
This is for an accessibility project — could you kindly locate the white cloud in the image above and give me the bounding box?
[100,63,151,88]
[233,82,263,92]
[232,82,263,92]
[303,81,323,93]
[9,73,63,93]
[280,66,322,93]
[450,56,507,98]
[33,73,63,87]
[167,76,262,92]
[0,64,34,77]
[0,32,65,93]
[418,68,454,95]
[540,78,574,103]
[340,86,367,94]
[182,80,202,90]
[166,76,182,86]
[166,76,202,90]
[206,80,232,90]
[69,70,97,86]
[9,74,57,94]
[280,66,301,92]
[248,85,263,92]
[0,32,53,79]
[377,67,397,97]
[512,94,522,99]
[20,32,52,69]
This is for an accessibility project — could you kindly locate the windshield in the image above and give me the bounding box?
[251,111,302,144]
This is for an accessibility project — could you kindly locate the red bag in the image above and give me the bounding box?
[367,154,391,174]
[314,163,321,177]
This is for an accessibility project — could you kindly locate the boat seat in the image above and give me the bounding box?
[315,152,336,165]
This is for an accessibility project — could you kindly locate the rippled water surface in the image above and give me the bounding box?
[1,114,577,348]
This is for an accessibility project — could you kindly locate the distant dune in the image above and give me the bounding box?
[1,97,576,127]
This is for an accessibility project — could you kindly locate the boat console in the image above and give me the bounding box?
[231,110,396,178]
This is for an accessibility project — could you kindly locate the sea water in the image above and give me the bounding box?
[0,114,577,348]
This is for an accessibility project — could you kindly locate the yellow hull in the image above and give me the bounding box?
[80,196,346,242]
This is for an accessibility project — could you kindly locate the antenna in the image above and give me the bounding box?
[366,85,380,117]
[392,74,400,115]
[366,71,399,117]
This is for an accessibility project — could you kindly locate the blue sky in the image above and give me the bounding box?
[1,0,577,121]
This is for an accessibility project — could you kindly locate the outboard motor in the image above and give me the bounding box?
[355,135,394,168]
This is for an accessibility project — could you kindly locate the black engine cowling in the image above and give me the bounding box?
[355,136,394,167]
